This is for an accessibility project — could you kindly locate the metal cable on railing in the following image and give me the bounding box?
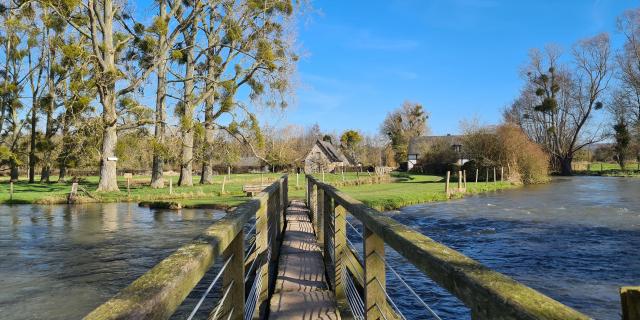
[244,224,274,320]
[186,255,234,320]
[210,280,235,320]
[373,252,443,320]
[343,267,365,320]
[346,217,443,320]
[374,277,407,320]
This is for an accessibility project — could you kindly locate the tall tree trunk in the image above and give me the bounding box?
[97,102,119,191]
[57,114,70,182]
[96,0,119,192]
[178,19,198,187]
[150,1,168,189]
[200,25,216,185]
[40,99,54,182]
[558,156,573,176]
[28,97,37,183]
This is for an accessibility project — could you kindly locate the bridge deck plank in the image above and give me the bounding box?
[268,200,340,320]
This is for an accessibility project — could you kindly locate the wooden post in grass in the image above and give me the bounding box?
[463,170,467,189]
[457,170,462,190]
[322,168,325,182]
[221,176,226,194]
[124,173,132,198]
[169,178,173,195]
[9,181,13,201]
[621,286,640,320]
[501,167,504,182]
[445,171,450,196]
[475,168,479,184]
[296,172,299,188]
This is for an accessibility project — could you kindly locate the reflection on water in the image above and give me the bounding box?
[388,176,640,319]
[0,203,223,320]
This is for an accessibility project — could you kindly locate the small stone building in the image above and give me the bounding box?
[304,139,352,174]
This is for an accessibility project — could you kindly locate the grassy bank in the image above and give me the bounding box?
[0,172,515,211]
[571,161,640,177]
[289,173,515,211]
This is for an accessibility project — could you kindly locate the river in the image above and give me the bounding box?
[0,203,223,320]
[1,177,638,319]
[382,176,640,319]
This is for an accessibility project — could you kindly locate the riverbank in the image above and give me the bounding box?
[0,172,515,210]
[571,161,640,177]
[294,173,515,211]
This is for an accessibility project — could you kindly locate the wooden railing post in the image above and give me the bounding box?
[323,193,334,281]
[333,205,347,307]
[255,198,270,317]
[621,286,640,320]
[364,227,387,320]
[310,182,317,222]
[217,230,245,320]
[316,187,325,247]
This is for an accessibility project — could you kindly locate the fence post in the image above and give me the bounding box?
[333,205,347,305]
[493,167,497,185]
[621,286,640,320]
[316,187,325,247]
[364,227,387,320]
[445,171,450,196]
[218,230,245,320]
[501,166,504,182]
[463,170,467,189]
[458,170,462,190]
[475,168,479,184]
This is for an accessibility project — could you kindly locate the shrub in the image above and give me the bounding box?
[462,124,549,184]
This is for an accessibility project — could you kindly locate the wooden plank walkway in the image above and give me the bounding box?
[268,200,341,320]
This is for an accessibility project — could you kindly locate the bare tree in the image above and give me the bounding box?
[506,34,611,175]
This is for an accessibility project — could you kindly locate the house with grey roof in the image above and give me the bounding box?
[304,139,352,173]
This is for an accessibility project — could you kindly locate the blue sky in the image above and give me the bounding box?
[260,0,637,136]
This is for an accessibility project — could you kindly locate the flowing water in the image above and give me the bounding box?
[379,176,640,319]
[0,203,223,320]
[1,177,638,319]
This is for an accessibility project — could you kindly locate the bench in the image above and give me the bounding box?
[242,184,272,197]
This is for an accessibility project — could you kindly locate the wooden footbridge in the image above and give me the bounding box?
[86,175,593,320]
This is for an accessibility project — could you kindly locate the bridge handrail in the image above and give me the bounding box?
[85,175,288,320]
[306,175,590,320]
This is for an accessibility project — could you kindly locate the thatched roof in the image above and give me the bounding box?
[313,139,352,165]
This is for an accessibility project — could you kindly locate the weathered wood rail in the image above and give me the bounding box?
[85,175,288,320]
[306,175,591,320]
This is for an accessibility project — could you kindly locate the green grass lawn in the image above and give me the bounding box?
[311,173,514,211]
[0,172,515,211]
[572,162,640,177]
